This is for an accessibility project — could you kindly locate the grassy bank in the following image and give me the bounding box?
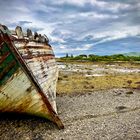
[57,54,140,62]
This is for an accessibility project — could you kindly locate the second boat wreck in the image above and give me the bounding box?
[0,24,64,129]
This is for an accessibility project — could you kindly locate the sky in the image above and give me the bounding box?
[0,0,140,57]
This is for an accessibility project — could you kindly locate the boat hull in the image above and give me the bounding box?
[0,25,64,129]
[14,41,58,112]
[0,68,52,120]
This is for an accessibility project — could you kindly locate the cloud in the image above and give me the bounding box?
[68,12,119,20]
[50,36,66,43]
[0,0,140,56]
[52,0,132,13]
[18,21,32,26]
[73,44,93,51]
[88,24,140,46]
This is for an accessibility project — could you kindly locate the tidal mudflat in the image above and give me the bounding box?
[0,61,140,140]
[57,61,140,95]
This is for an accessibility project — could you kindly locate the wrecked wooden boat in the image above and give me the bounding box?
[0,24,64,129]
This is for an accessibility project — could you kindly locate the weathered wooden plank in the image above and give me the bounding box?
[0,25,64,129]
[14,40,58,111]
[0,69,50,118]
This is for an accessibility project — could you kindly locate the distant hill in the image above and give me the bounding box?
[123,52,140,57]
